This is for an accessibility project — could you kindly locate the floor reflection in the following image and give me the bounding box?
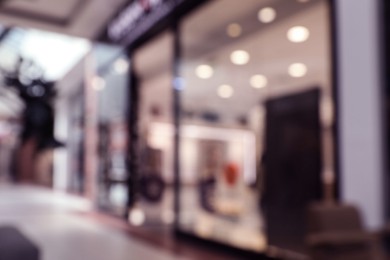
[0,185,187,260]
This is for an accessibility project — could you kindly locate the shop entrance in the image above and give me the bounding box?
[263,88,322,252]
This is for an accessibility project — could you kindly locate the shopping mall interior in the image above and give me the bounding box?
[0,0,389,259]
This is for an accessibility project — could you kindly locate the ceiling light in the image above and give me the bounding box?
[114,58,129,74]
[250,75,268,89]
[287,26,310,43]
[288,63,308,78]
[230,50,250,65]
[258,7,276,23]
[196,64,214,79]
[226,23,242,38]
[297,0,310,2]
[218,84,234,99]
[92,76,106,91]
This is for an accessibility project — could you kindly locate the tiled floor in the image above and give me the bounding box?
[0,185,188,260]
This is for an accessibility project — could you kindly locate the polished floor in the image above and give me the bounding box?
[0,185,190,260]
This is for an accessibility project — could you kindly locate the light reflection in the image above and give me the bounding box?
[218,84,234,98]
[287,26,310,43]
[258,7,276,23]
[288,63,308,78]
[113,58,129,74]
[230,50,250,65]
[195,64,214,79]
[129,208,145,226]
[250,74,268,89]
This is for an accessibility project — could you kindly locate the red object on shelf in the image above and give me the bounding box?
[224,163,239,186]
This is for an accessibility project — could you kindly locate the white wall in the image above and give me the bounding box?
[336,0,384,229]
[53,57,86,192]
[53,99,69,191]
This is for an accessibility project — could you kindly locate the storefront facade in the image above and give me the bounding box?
[88,0,390,257]
[99,0,338,257]
[47,0,390,258]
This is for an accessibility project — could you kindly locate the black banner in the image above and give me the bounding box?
[106,0,185,46]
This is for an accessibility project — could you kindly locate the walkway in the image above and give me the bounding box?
[0,185,188,260]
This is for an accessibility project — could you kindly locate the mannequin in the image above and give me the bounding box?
[2,57,63,184]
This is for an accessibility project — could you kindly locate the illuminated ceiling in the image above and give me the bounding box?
[0,0,129,39]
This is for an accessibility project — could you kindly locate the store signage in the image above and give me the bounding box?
[107,0,184,45]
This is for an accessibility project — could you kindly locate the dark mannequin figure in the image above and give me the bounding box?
[2,57,63,184]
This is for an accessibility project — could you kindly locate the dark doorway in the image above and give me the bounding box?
[262,88,323,252]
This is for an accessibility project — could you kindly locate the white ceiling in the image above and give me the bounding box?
[135,0,331,127]
[0,0,128,39]
[182,0,331,121]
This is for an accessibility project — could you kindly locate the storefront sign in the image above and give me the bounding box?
[107,0,185,46]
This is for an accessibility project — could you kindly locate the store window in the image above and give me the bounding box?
[93,45,130,216]
[131,31,175,227]
[178,0,332,253]
[67,91,85,194]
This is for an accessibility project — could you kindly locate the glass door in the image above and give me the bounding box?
[130,31,175,228]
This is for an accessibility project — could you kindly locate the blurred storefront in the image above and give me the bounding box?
[0,0,387,258]
[0,0,386,259]
[98,0,336,257]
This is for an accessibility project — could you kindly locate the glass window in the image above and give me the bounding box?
[179,0,332,254]
[131,31,175,227]
[93,45,130,216]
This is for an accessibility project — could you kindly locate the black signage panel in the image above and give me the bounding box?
[106,0,185,46]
